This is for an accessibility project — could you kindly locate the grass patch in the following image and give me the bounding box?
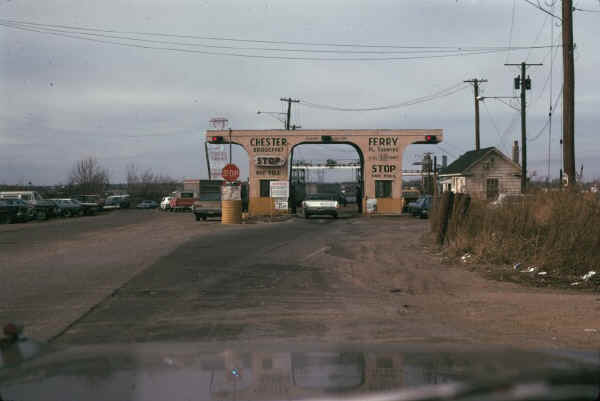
[432,191,600,289]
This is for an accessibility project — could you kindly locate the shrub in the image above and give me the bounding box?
[436,191,600,281]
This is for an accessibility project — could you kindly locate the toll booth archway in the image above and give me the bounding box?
[288,141,364,214]
[206,130,442,216]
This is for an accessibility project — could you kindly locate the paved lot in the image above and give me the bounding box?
[0,210,228,341]
[1,211,599,349]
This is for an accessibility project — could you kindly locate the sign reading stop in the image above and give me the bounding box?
[221,163,240,182]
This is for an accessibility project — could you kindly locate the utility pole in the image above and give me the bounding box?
[505,62,542,193]
[464,78,487,151]
[562,0,575,187]
[280,97,300,130]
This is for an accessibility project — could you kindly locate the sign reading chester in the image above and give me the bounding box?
[207,129,442,216]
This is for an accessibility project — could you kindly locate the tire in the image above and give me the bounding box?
[305,213,310,219]
[63,209,72,218]
[333,213,338,219]
[195,214,201,221]
[202,216,207,221]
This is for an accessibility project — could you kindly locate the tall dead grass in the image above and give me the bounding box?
[439,191,600,279]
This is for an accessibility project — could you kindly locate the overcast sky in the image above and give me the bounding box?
[1,0,599,185]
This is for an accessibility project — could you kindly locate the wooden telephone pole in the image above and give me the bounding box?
[464,78,487,151]
[505,62,542,193]
[562,0,576,187]
[280,97,300,130]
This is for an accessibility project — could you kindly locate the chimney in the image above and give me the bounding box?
[512,140,520,165]
[442,155,448,169]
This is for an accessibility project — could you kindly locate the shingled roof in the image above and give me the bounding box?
[440,147,498,175]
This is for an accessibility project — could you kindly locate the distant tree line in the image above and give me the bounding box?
[2,157,179,201]
[125,164,177,201]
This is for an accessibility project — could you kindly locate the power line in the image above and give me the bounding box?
[505,0,518,64]
[573,6,600,12]
[436,146,458,159]
[482,101,508,151]
[0,18,566,50]
[0,20,560,56]
[521,0,562,20]
[0,23,540,61]
[529,85,563,141]
[525,14,549,62]
[300,83,469,111]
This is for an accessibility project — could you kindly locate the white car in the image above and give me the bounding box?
[302,193,339,219]
[160,196,173,211]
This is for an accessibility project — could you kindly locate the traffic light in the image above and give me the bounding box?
[414,135,439,144]
[514,76,520,90]
[208,136,224,144]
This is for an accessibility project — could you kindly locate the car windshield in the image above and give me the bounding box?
[2,2,599,395]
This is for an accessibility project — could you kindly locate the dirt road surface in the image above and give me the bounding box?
[1,212,598,348]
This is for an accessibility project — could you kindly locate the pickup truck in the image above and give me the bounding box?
[0,191,57,220]
[169,191,195,212]
[302,193,339,219]
[192,192,221,221]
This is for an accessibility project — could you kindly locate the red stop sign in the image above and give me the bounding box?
[222,163,240,182]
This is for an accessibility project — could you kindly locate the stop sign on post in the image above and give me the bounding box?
[221,163,240,182]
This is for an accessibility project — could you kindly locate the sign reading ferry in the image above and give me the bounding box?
[222,163,240,182]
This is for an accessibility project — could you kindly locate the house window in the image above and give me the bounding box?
[260,180,272,197]
[375,180,392,198]
[486,178,499,200]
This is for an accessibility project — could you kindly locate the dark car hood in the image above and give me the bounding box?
[1,341,599,401]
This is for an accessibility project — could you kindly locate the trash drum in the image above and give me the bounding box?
[221,199,242,224]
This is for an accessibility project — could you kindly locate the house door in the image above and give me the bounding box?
[486,178,499,200]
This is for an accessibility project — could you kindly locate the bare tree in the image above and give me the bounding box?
[126,163,176,201]
[69,157,109,195]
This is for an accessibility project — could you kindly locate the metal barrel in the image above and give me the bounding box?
[221,200,242,224]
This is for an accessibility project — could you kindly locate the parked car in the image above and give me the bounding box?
[104,195,131,209]
[73,194,103,213]
[403,189,421,212]
[160,196,173,211]
[0,191,57,220]
[0,199,34,223]
[192,192,221,221]
[136,200,158,209]
[49,199,83,217]
[0,198,35,223]
[410,195,433,218]
[302,193,339,219]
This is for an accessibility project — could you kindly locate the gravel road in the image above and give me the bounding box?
[1,212,598,349]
